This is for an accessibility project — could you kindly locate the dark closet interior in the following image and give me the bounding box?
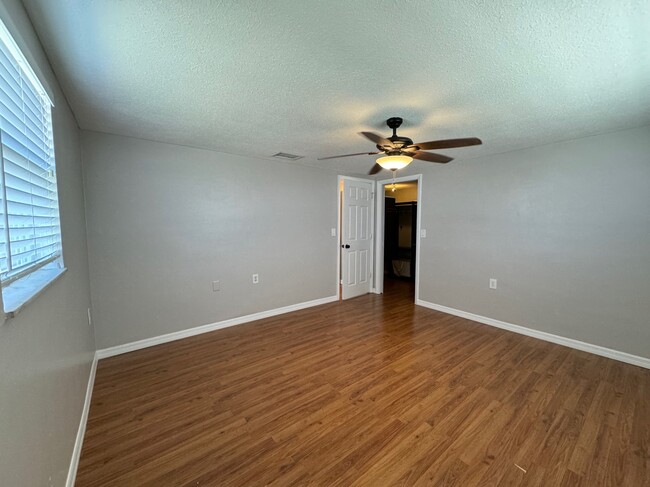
[384,197,417,281]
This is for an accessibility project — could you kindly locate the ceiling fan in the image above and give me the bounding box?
[318,117,482,175]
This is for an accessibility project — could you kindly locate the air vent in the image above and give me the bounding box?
[271,152,303,161]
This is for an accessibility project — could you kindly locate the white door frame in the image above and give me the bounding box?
[374,174,423,301]
[337,175,376,299]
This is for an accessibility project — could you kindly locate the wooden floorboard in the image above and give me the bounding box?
[77,280,650,486]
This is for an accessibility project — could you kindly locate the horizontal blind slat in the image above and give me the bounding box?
[1,124,52,162]
[5,177,57,202]
[8,220,60,230]
[0,46,18,81]
[0,66,21,99]
[9,231,60,240]
[1,132,51,169]
[10,232,61,244]
[6,182,57,199]
[10,250,60,273]
[0,86,21,113]
[22,82,43,110]
[8,219,59,226]
[0,85,48,138]
[11,241,59,257]
[1,122,51,159]
[3,148,52,185]
[7,202,59,217]
[6,188,59,203]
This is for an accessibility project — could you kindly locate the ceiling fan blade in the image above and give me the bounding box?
[409,137,482,151]
[317,151,379,161]
[368,163,383,175]
[359,131,394,147]
[411,151,453,163]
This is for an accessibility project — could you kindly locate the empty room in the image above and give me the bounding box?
[0,1,649,485]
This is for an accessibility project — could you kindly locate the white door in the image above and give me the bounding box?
[341,178,373,299]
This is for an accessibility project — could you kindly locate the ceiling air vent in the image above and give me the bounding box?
[271,152,303,161]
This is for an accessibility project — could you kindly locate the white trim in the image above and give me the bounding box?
[416,299,650,370]
[66,353,98,487]
[375,174,422,301]
[4,266,67,319]
[336,176,342,300]
[339,175,379,183]
[96,295,338,359]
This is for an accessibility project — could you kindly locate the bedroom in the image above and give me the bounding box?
[0,1,648,485]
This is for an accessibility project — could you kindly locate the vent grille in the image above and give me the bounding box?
[271,152,303,161]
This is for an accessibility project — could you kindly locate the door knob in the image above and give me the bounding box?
[341,244,350,249]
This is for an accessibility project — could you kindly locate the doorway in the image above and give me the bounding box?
[374,174,422,301]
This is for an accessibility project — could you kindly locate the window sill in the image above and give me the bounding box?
[3,265,67,319]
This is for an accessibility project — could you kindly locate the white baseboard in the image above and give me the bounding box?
[416,299,650,370]
[66,352,98,487]
[96,295,339,359]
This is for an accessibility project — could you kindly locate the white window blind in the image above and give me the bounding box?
[0,20,62,287]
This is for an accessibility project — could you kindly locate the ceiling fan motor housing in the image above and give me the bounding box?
[386,117,403,130]
[379,117,413,151]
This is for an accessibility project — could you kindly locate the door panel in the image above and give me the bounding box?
[359,249,368,283]
[347,251,357,286]
[342,178,373,300]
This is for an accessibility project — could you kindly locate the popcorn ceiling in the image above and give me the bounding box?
[23,0,650,175]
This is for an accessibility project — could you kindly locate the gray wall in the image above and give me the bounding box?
[82,131,338,349]
[0,1,95,485]
[400,125,650,359]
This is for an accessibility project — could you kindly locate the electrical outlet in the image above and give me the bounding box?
[420,229,427,238]
[87,308,92,326]
[252,274,259,284]
[212,280,220,292]
[489,278,497,290]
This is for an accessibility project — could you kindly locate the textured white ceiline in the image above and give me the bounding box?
[22,0,650,175]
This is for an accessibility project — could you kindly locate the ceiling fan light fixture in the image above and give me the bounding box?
[376,154,412,171]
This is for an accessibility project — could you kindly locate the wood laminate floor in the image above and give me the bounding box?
[77,280,650,486]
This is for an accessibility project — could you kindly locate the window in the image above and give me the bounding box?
[0,19,64,316]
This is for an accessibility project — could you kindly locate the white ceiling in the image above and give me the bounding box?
[22,0,650,176]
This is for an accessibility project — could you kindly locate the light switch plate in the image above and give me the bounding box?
[420,229,427,238]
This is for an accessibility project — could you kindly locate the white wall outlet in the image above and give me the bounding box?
[87,308,92,326]
[252,273,259,284]
[489,278,497,290]
[331,228,336,237]
[420,229,427,238]
[212,280,220,292]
